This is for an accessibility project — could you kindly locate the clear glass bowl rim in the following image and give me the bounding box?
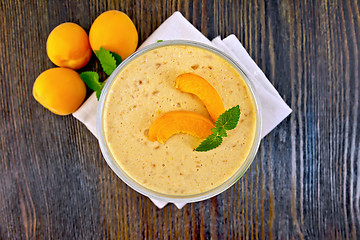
[96,40,262,203]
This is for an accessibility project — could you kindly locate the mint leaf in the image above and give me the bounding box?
[79,71,104,100]
[79,72,101,90]
[94,47,117,76]
[195,105,241,152]
[212,127,227,137]
[215,105,241,130]
[195,134,223,152]
[111,51,122,65]
[96,90,102,100]
[81,47,119,100]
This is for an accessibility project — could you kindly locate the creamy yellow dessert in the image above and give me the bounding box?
[103,44,257,195]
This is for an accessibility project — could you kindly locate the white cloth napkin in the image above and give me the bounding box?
[73,11,292,209]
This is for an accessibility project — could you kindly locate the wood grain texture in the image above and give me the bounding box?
[0,0,359,239]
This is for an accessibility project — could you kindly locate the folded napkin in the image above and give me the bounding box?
[73,11,292,209]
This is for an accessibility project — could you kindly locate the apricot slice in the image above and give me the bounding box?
[176,73,225,122]
[148,111,214,144]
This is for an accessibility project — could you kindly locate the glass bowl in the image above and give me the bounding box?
[97,40,262,203]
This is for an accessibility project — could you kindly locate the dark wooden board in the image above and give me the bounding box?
[0,0,359,239]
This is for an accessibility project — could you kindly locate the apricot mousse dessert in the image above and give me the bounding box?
[101,43,259,197]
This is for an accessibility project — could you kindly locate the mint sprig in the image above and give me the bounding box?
[195,105,241,152]
[79,72,104,100]
[94,47,119,76]
[80,47,122,101]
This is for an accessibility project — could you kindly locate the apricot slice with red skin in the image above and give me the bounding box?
[148,111,214,144]
[176,73,225,122]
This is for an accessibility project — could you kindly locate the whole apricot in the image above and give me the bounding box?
[33,68,86,115]
[89,10,138,60]
[47,22,92,70]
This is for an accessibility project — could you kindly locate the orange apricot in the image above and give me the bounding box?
[89,10,138,60]
[176,73,225,122]
[33,68,86,115]
[148,111,214,144]
[46,22,92,70]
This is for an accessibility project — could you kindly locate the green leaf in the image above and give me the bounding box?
[195,105,241,152]
[96,90,102,100]
[195,134,223,152]
[157,40,163,42]
[111,51,122,66]
[79,71,104,101]
[212,127,227,137]
[94,47,117,76]
[79,71,102,91]
[215,105,241,130]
